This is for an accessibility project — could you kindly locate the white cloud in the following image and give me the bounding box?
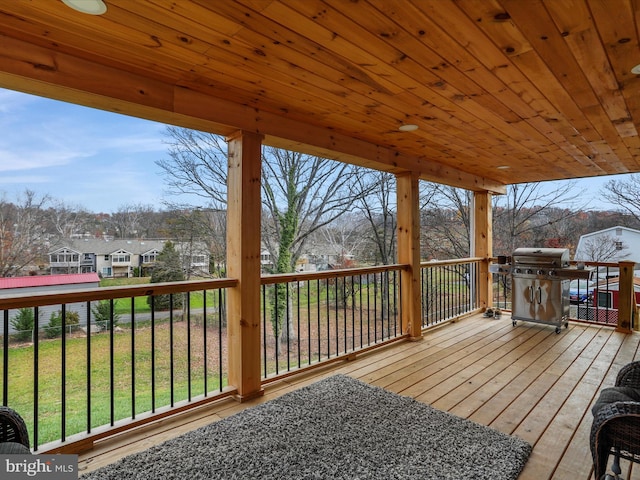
[0,88,172,211]
[0,147,90,172]
[0,174,50,185]
[0,89,38,114]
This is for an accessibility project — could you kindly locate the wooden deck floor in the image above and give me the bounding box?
[78,314,640,479]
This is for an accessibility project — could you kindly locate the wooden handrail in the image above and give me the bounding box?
[420,257,484,268]
[260,264,407,285]
[0,278,239,310]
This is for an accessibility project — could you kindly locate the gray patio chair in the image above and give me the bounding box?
[591,361,640,480]
[0,406,30,454]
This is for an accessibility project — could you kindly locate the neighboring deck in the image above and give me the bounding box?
[78,314,640,480]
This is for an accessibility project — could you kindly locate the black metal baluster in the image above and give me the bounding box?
[445,266,450,320]
[393,271,398,335]
[150,296,156,412]
[316,279,320,362]
[262,284,267,378]
[326,278,331,358]
[274,284,279,374]
[306,280,311,366]
[467,263,472,310]
[61,304,66,441]
[296,280,301,369]
[85,301,91,434]
[366,274,371,345]
[399,271,402,334]
[420,267,425,327]
[203,289,208,395]
[218,289,223,391]
[334,276,339,355]
[457,264,462,316]
[169,294,174,407]
[2,310,7,406]
[286,283,290,371]
[131,297,135,419]
[33,306,39,450]
[435,266,440,324]
[358,275,363,348]
[187,292,191,401]
[373,273,378,342]
[444,266,448,321]
[385,271,390,338]
[351,275,355,351]
[343,276,347,353]
[109,299,115,425]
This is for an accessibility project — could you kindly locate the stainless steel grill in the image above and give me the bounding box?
[490,248,593,333]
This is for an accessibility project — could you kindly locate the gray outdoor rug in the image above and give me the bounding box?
[81,374,532,479]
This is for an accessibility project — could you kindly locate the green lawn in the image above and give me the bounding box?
[3,321,226,446]
[99,277,217,317]
[0,272,461,448]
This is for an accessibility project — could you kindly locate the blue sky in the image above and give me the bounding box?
[0,87,630,213]
[0,88,170,213]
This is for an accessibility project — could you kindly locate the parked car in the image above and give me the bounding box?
[569,279,595,304]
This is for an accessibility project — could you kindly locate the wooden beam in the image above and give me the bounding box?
[226,130,264,401]
[0,34,504,195]
[396,172,422,339]
[473,192,493,311]
[175,88,506,194]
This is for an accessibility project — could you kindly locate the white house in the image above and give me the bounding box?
[574,226,640,280]
[574,226,640,264]
[49,239,210,278]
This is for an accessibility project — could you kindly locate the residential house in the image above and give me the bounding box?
[49,239,210,278]
[574,226,640,278]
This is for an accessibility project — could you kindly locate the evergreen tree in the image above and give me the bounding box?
[147,241,185,310]
[44,310,79,339]
[91,300,121,330]
[10,308,35,342]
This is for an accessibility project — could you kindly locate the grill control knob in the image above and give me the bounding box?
[526,269,533,275]
[548,270,556,276]
[537,269,544,275]
[514,268,521,274]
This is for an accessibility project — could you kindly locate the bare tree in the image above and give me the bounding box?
[157,127,227,206]
[420,184,471,260]
[261,147,375,273]
[320,212,369,268]
[110,203,156,239]
[493,182,579,254]
[50,200,87,239]
[156,128,374,340]
[601,174,640,222]
[576,234,629,262]
[354,171,397,265]
[0,190,54,277]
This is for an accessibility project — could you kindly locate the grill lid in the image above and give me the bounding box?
[512,247,570,267]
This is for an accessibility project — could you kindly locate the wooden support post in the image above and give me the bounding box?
[617,261,636,333]
[226,130,264,401]
[473,192,492,311]
[396,172,422,340]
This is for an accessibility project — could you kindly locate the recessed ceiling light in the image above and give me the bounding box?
[62,0,107,15]
[496,165,510,170]
[399,124,419,132]
[631,64,640,75]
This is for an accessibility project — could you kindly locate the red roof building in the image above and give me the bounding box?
[0,273,100,291]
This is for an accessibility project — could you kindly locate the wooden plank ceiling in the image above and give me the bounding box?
[1,0,639,194]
